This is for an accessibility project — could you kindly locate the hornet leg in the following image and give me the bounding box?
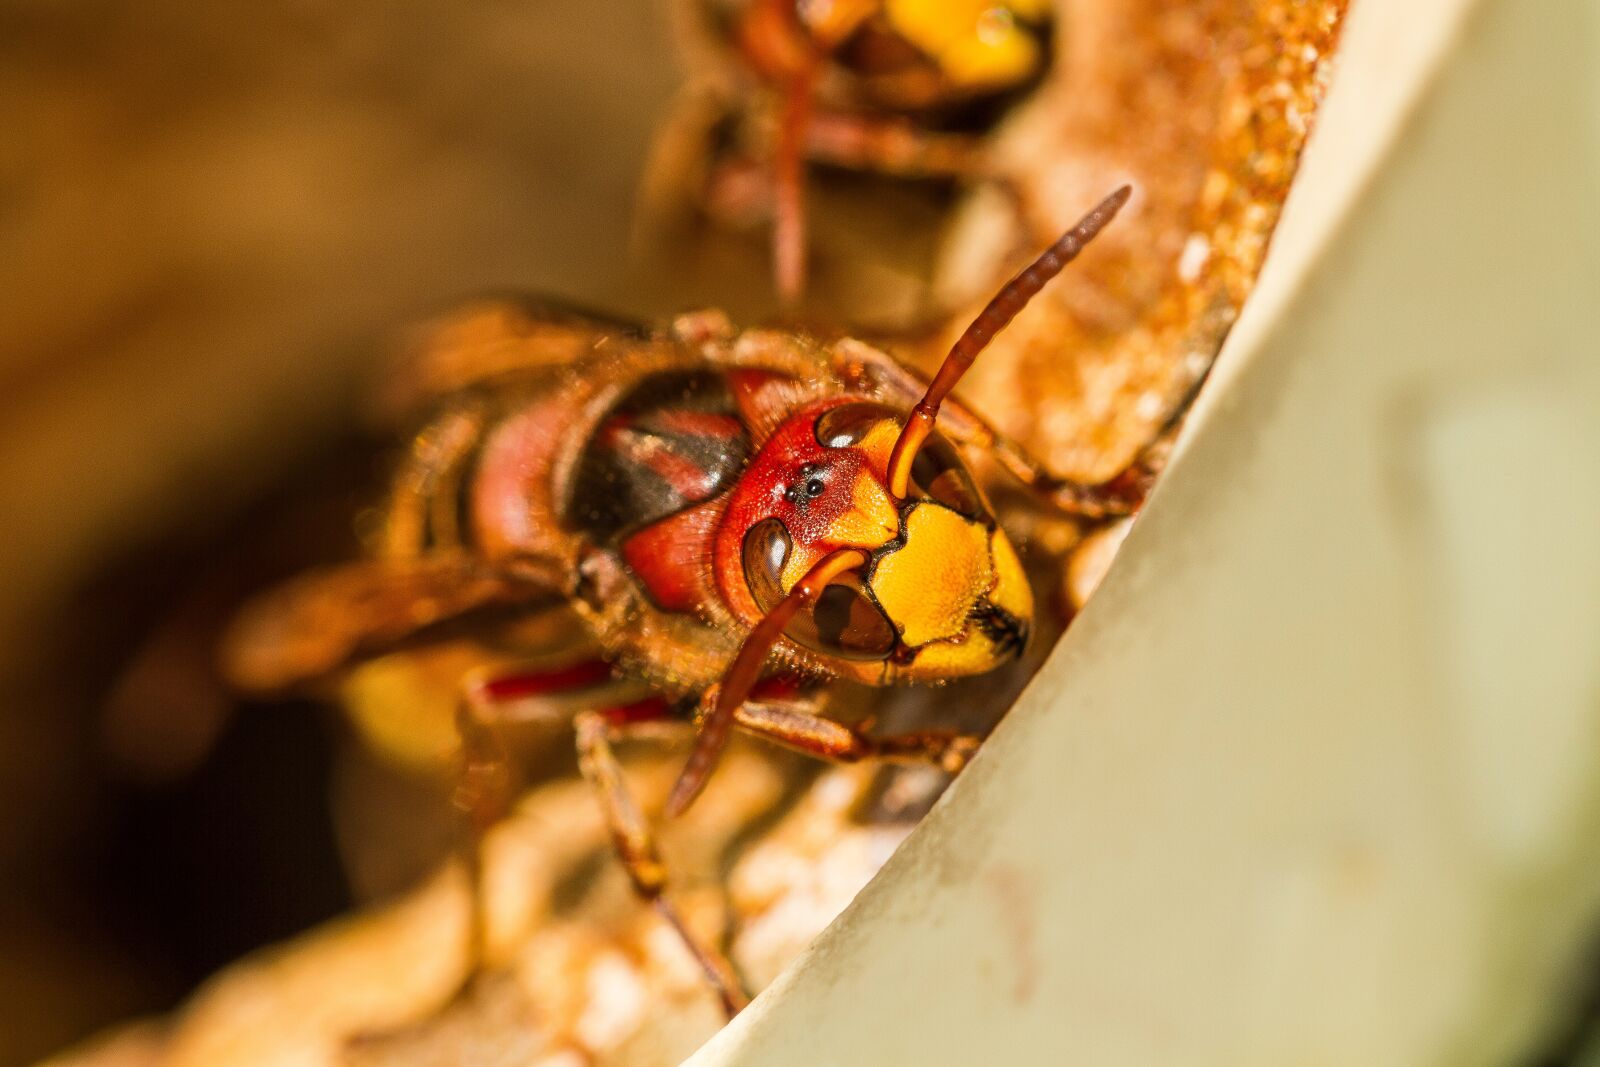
[731,696,981,774]
[575,705,750,1017]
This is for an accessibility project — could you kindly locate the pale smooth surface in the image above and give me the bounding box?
[690,0,1600,1062]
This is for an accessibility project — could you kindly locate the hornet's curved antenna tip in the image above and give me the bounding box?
[884,184,1134,498]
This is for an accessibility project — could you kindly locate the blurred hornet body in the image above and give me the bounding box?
[223,189,1171,1013]
[649,0,1053,299]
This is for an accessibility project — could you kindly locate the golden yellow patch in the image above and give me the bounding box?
[986,526,1033,624]
[901,629,1002,678]
[1003,0,1050,17]
[869,503,994,646]
[339,645,481,770]
[886,0,1042,89]
[835,468,902,547]
[854,417,901,479]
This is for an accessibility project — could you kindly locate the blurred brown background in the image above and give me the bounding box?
[0,2,723,1059]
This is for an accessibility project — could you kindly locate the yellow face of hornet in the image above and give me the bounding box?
[736,401,1032,682]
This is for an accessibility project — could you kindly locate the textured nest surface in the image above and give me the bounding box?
[50,753,944,1067]
[922,0,1349,483]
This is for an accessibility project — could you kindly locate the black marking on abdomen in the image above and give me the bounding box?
[567,369,752,542]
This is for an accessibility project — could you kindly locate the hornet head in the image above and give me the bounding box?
[719,398,1031,683]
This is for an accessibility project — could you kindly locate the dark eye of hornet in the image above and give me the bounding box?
[219,187,1174,1022]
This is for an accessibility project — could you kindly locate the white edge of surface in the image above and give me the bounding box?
[690,0,1600,1062]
